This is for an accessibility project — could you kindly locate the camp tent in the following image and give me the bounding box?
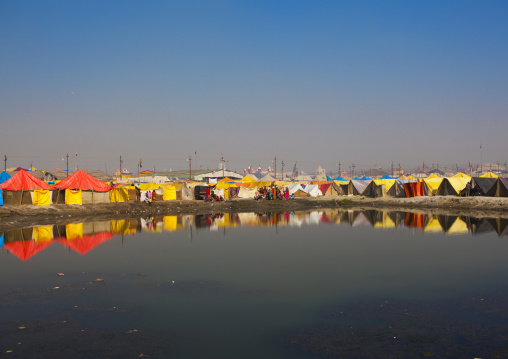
[436,177,469,196]
[485,177,508,197]
[470,177,497,196]
[0,169,54,205]
[480,172,499,178]
[348,179,372,195]
[259,174,276,182]
[53,170,112,204]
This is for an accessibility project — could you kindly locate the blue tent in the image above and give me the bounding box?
[335,176,347,181]
[326,175,333,181]
[353,176,361,180]
[381,175,398,179]
[360,176,372,180]
[0,171,11,184]
[0,190,2,206]
[0,233,3,247]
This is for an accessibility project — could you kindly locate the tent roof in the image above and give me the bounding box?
[335,176,347,181]
[480,172,499,178]
[0,171,12,184]
[453,172,471,179]
[313,174,328,182]
[259,174,276,182]
[0,169,54,190]
[426,173,442,179]
[53,170,112,192]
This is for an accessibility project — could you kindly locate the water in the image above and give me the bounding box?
[1,209,508,358]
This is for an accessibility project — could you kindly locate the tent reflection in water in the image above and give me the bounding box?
[4,238,54,261]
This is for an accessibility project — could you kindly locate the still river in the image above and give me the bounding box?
[1,209,508,358]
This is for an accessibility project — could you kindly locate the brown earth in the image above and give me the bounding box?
[0,196,507,231]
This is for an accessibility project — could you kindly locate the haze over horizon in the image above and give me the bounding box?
[1,1,507,174]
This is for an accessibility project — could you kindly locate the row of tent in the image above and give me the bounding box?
[1,170,508,207]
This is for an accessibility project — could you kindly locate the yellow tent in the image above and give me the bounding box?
[219,177,234,182]
[138,183,162,191]
[163,186,177,200]
[374,179,396,191]
[240,175,256,182]
[423,178,443,195]
[426,173,441,179]
[399,175,416,180]
[33,189,51,205]
[453,172,471,179]
[110,188,129,203]
[65,189,82,205]
[445,177,470,194]
[480,172,499,178]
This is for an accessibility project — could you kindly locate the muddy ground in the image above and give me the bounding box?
[0,196,507,231]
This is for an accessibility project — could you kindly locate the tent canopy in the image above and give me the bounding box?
[54,170,112,192]
[0,171,12,184]
[0,169,53,191]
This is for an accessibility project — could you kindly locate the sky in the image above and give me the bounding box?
[1,0,507,175]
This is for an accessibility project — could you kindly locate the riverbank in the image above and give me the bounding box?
[0,196,507,231]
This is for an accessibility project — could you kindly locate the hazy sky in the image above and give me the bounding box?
[1,1,507,174]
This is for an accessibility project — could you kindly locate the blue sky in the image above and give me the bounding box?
[1,1,507,174]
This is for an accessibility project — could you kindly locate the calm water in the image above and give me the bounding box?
[1,210,508,358]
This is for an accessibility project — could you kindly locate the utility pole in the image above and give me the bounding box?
[66,153,69,177]
[195,151,197,172]
[273,156,277,180]
[75,152,78,171]
[480,144,483,174]
[281,161,285,180]
[337,162,341,177]
[351,164,356,178]
[221,154,225,178]
[4,155,7,171]
[119,156,123,174]
[188,155,192,180]
[391,161,394,176]
[398,163,401,176]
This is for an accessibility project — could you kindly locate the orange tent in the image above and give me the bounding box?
[4,240,54,261]
[0,169,53,190]
[54,170,111,192]
[57,232,114,255]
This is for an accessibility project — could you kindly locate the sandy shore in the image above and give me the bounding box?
[1,196,507,231]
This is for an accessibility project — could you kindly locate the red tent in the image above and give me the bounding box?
[4,240,54,261]
[53,170,112,192]
[57,232,114,255]
[0,169,54,190]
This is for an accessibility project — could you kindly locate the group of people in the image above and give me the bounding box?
[135,187,157,205]
[255,186,292,200]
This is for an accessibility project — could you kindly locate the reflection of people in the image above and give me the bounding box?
[465,182,471,197]
[152,190,156,203]
[135,187,141,202]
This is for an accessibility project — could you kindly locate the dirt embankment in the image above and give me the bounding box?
[0,196,507,231]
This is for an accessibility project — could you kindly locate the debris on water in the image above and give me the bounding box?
[57,273,64,276]
[18,327,26,330]
[92,278,104,282]
[53,287,59,289]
